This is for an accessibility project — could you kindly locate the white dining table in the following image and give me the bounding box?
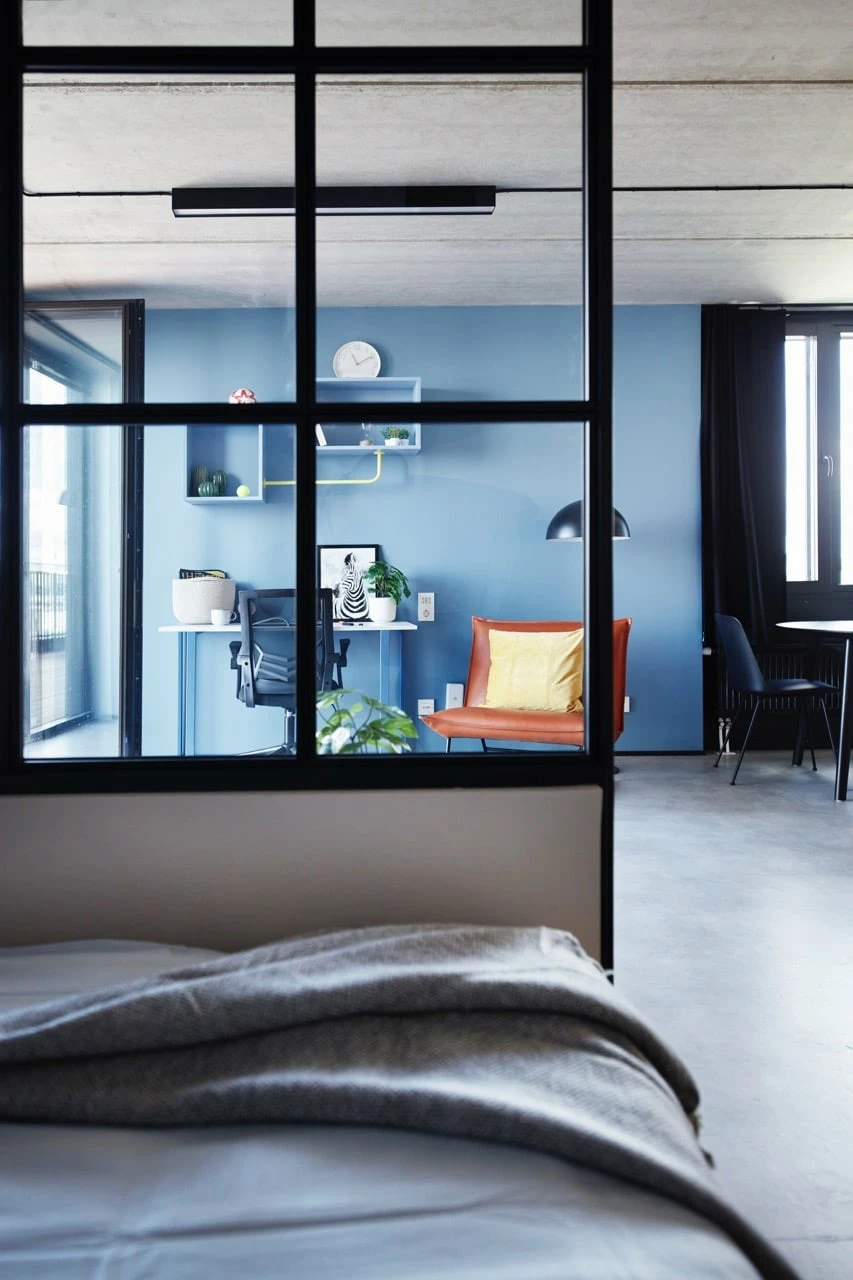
[777,619,853,800]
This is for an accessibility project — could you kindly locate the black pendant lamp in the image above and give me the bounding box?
[545,500,631,541]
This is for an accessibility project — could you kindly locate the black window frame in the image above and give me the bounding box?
[0,5,614,810]
[785,310,853,618]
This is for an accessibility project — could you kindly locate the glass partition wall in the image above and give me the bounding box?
[2,2,613,803]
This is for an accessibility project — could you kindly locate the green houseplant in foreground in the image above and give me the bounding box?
[316,690,418,755]
[363,560,411,622]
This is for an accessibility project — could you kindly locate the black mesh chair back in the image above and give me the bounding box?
[714,611,836,784]
[231,587,345,754]
[239,589,297,710]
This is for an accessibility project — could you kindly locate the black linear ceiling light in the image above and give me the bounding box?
[171,185,497,218]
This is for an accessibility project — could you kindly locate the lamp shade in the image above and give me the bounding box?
[546,500,631,541]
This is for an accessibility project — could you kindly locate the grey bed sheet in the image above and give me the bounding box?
[0,937,779,1280]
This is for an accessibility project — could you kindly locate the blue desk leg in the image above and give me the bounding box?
[177,633,187,756]
[177,632,197,757]
[379,631,404,709]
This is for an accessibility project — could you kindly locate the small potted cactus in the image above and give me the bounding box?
[193,467,227,496]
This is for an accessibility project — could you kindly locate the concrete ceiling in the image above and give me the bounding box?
[20,1,853,307]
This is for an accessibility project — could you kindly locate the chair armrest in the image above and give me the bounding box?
[229,640,242,697]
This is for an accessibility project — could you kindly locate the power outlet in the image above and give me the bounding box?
[445,682,464,709]
[418,591,435,622]
[624,696,631,713]
[417,698,435,717]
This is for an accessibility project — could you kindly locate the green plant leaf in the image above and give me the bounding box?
[315,687,417,754]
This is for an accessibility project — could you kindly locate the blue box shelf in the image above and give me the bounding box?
[184,378,421,501]
[184,423,265,503]
[316,376,421,453]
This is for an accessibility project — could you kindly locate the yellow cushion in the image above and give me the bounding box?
[483,629,584,713]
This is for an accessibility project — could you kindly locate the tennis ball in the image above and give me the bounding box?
[236,484,251,497]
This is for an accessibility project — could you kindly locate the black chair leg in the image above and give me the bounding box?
[731,703,761,784]
[445,739,452,754]
[714,710,740,767]
[806,710,817,771]
[481,739,488,753]
[822,701,838,763]
[792,707,807,767]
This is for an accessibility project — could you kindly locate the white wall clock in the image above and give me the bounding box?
[332,340,381,378]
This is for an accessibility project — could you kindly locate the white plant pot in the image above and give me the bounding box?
[368,596,397,623]
[172,576,236,624]
[383,437,407,447]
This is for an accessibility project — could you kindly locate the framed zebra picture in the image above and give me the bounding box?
[318,544,379,622]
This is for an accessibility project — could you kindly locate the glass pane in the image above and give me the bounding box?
[315,74,583,402]
[784,334,817,583]
[24,74,295,402]
[25,303,125,404]
[22,424,124,759]
[142,423,297,759]
[23,1,292,45]
[315,421,587,757]
[316,1,581,45]
[840,334,853,585]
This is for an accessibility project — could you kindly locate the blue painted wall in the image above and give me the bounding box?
[143,305,701,755]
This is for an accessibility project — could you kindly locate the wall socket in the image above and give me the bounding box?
[417,698,435,717]
[624,696,631,713]
[445,683,464,709]
[418,591,435,621]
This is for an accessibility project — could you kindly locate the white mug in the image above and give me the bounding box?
[210,608,238,626]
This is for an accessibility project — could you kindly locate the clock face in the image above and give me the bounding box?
[332,341,381,379]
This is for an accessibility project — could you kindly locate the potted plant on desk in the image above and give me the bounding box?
[363,559,411,623]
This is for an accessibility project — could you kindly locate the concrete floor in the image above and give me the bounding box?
[615,751,853,1280]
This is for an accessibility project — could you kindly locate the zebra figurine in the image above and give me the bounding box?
[334,552,370,621]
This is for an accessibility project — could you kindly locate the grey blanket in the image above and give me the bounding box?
[0,923,798,1280]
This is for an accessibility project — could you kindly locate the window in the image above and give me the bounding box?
[785,315,853,609]
[784,333,817,583]
[2,3,614,794]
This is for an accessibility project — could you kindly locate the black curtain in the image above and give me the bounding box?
[701,305,787,647]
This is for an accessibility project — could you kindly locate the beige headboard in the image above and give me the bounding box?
[0,786,604,959]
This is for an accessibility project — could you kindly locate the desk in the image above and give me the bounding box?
[159,620,417,756]
[778,619,853,801]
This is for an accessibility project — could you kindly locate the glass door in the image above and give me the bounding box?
[22,301,144,758]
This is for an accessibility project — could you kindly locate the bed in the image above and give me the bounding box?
[0,928,800,1279]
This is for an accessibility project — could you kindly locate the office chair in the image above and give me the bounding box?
[714,612,837,784]
[229,587,348,755]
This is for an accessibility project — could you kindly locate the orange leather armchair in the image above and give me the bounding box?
[421,616,632,751]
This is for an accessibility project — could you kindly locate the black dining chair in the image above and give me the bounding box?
[229,587,349,755]
[714,613,837,784]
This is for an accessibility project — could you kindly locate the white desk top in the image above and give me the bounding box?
[159,621,418,633]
